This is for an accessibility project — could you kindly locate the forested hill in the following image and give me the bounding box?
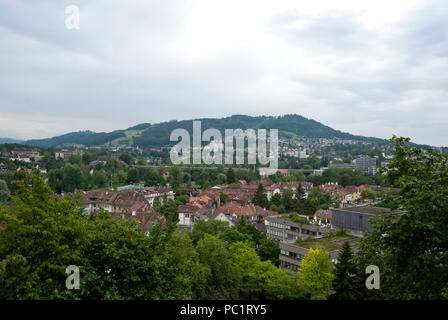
[24,114,387,148]
[0,137,24,144]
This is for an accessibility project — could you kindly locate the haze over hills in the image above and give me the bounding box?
[0,138,24,144]
[23,114,390,148]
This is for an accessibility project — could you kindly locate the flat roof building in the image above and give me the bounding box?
[279,234,360,272]
[265,214,332,243]
[331,206,401,236]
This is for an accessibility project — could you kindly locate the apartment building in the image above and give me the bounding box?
[55,149,84,161]
[265,214,331,243]
[266,213,363,273]
[354,157,377,174]
[279,235,360,272]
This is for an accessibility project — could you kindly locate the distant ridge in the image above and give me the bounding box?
[23,114,388,148]
[0,137,24,144]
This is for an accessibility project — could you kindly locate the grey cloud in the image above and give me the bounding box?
[265,9,368,53]
[0,0,447,146]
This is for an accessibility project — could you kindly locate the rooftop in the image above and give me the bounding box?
[335,206,391,215]
[278,213,314,225]
[294,233,360,252]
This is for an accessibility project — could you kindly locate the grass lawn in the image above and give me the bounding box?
[280,212,313,225]
[295,234,360,251]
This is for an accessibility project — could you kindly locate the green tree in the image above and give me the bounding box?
[219,191,228,205]
[258,235,280,266]
[220,228,252,245]
[0,175,200,300]
[281,189,295,211]
[236,217,262,245]
[169,166,180,189]
[0,179,10,204]
[10,170,31,194]
[112,169,127,188]
[0,176,93,299]
[358,136,448,299]
[190,219,230,244]
[47,168,64,193]
[82,152,97,165]
[217,173,227,185]
[294,186,315,215]
[68,154,82,165]
[308,189,333,210]
[263,266,308,300]
[183,172,191,185]
[160,199,178,224]
[62,164,84,192]
[119,153,133,165]
[227,166,236,184]
[360,189,380,200]
[330,242,361,300]
[228,241,263,295]
[127,168,140,184]
[47,165,84,193]
[92,171,108,189]
[229,241,306,299]
[145,169,164,186]
[270,193,282,207]
[252,183,268,208]
[297,248,334,299]
[175,194,190,206]
[195,234,240,299]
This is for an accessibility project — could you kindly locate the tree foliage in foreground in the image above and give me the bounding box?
[0,175,308,300]
[229,241,307,300]
[330,242,363,300]
[0,179,10,204]
[195,235,240,299]
[0,175,200,299]
[297,248,334,300]
[358,136,448,299]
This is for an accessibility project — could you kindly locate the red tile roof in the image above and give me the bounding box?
[177,204,201,214]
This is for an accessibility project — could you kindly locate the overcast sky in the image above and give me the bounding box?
[0,0,447,146]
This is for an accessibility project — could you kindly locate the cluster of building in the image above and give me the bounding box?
[328,156,378,174]
[55,149,84,161]
[318,182,398,207]
[87,155,121,167]
[266,206,404,272]
[259,168,324,177]
[178,200,278,231]
[0,149,47,174]
[1,149,42,163]
[278,137,374,159]
[279,143,309,159]
[81,186,174,232]
[0,144,401,277]
[177,179,314,231]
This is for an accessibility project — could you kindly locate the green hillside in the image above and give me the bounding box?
[24,114,387,148]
